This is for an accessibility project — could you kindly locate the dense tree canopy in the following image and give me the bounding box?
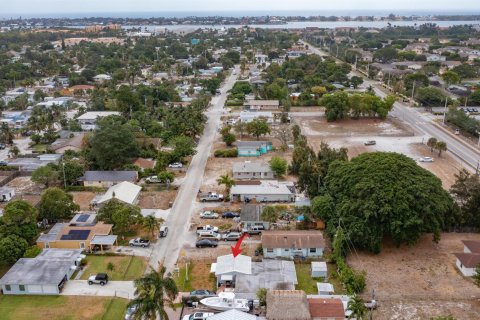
[38,188,80,221]
[312,152,454,253]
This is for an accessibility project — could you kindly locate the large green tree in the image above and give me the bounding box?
[38,188,79,221]
[1,200,38,244]
[246,119,270,140]
[0,235,29,266]
[450,169,480,228]
[312,152,454,253]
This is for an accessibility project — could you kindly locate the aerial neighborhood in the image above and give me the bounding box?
[0,4,480,320]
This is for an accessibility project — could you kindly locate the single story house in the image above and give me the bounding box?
[92,181,142,206]
[239,111,274,123]
[230,180,295,203]
[235,259,297,299]
[6,154,62,172]
[93,74,112,83]
[37,214,116,251]
[211,254,252,287]
[244,100,280,111]
[207,309,261,320]
[240,204,269,230]
[308,297,345,320]
[233,161,275,180]
[0,186,15,202]
[0,249,84,295]
[79,171,138,188]
[49,132,85,154]
[262,230,325,259]
[76,111,121,130]
[237,141,272,157]
[311,261,327,278]
[266,290,311,320]
[454,239,480,277]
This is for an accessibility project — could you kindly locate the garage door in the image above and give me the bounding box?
[42,285,58,294]
[28,285,42,294]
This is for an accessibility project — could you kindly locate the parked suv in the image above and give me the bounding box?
[222,232,242,241]
[88,273,109,286]
[159,226,168,238]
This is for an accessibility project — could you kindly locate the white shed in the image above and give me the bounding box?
[311,261,327,278]
[0,187,15,202]
[317,282,334,295]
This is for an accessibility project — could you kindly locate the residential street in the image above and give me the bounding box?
[304,41,480,172]
[148,68,239,272]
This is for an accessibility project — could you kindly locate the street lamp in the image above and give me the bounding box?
[62,161,67,189]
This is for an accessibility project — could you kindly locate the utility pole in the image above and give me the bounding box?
[442,97,448,124]
[411,80,416,101]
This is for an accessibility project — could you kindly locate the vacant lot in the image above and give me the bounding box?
[0,296,128,320]
[138,189,178,209]
[174,260,216,292]
[80,255,147,281]
[348,233,480,320]
[295,116,461,188]
[70,191,96,210]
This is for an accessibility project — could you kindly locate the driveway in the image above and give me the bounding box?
[61,280,135,299]
[148,67,240,272]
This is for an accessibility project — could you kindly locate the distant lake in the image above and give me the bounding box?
[116,20,480,31]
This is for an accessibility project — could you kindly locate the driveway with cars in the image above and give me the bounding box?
[61,280,135,299]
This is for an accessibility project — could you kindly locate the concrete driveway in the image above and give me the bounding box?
[61,280,135,299]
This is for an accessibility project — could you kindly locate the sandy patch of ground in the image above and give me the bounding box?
[70,192,96,211]
[6,176,41,194]
[138,190,178,209]
[348,233,480,320]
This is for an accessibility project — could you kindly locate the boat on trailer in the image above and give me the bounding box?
[200,292,250,312]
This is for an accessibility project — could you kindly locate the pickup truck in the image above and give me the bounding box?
[242,226,264,235]
[196,225,219,234]
[198,192,224,202]
[129,238,150,247]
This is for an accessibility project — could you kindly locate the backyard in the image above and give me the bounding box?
[80,255,147,281]
[295,262,345,295]
[0,296,128,320]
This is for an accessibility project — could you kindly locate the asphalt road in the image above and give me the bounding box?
[148,68,239,271]
[304,41,480,172]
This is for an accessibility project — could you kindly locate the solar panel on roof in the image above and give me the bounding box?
[60,229,90,241]
[76,214,90,223]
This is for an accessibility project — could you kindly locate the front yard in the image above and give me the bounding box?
[80,255,147,281]
[174,260,216,292]
[0,296,128,320]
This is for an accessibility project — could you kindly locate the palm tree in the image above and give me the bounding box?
[217,173,236,194]
[143,216,164,238]
[427,137,437,153]
[436,141,447,158]
[129,267,178,320]
[347,295,366,320]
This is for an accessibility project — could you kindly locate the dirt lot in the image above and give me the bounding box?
[137,189,178,209]
[295,116,462,188]
[348,233,480,320]
[70,192,96,211]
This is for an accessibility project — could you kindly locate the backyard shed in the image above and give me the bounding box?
[311,261,327,278]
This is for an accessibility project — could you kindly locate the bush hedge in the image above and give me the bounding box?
[214,149,238,158]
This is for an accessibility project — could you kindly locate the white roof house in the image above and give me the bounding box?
[233,161,274,180]
[207,309,260,320]
[239,111,274,123]
[76,111,121,130]
[230,180,295,203]
[95,181,142,205]
[212,254,252,276]
[93,74,112,82]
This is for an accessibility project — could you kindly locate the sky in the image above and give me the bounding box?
[2,0,480,16]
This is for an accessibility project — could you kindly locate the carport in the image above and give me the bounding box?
[90,235,118,252]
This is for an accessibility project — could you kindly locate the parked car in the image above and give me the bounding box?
[222,232,242,241]
[183,312,215,320]
[195,239,218,248]
[364,140,376,146]
[0,144,5,150]
[242,226,264,235]
[189,289,216,299]
[124,304,138,320]
[418,157,434,162]
[455,129,460,135]
[198,232,222,241]
[168,162,183,168]
[145,176,161,183]
[0,161,8,166]
[159,226,168,238]
[88,273,109,286]
[200,211,219,219]
[222,211,240,219]
[129,238,150,247]
[364,300,378,310]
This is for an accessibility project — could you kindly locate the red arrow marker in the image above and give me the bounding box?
[231,233,249,257]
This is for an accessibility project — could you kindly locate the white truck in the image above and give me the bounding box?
[196,225,219,235]
[198,192,224,202]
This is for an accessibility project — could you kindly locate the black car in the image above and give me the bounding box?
[222,211,240,219]
[0,161,8,166]
[0,144,5,150]
[195,239,218,248]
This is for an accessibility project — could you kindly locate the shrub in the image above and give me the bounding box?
[214,149,238,158]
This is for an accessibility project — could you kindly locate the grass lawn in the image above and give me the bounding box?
[175,261,217,292]
[295,263,324,294]
[32,144,48,153]
[80,255,147,281]
[327,262,346,294]
[0,296,128,320]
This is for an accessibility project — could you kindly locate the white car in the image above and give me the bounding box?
[182,312,215,320]
[168,162,183,168]
[200,211,219,219]
[419,157,434,162]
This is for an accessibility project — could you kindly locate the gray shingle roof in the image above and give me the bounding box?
[80,171,137,182]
